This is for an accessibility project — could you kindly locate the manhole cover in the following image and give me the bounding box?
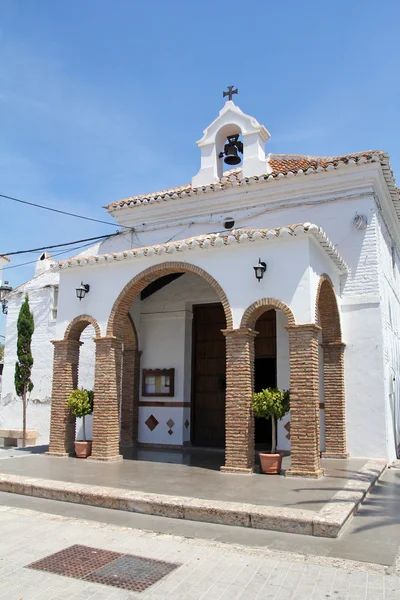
[27,544,180,592]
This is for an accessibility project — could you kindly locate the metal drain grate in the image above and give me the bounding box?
[27,544,180,592]
[86,554,179,591]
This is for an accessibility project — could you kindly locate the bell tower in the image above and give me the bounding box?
[192,88,271,188]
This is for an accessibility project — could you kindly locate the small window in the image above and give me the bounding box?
[52,286,59,320]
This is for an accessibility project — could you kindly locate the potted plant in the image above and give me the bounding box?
[67,388,94,458]
[252,387,290,474]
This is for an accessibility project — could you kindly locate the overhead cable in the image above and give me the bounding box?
[3,241,100,271]
[0,192,130,229]
[2,232,126,257]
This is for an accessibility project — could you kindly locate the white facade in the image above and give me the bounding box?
[0,256,95,445]
[1,100,400,463]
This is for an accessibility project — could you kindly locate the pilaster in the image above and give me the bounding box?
[221,328,257,474]
[285,324,325,479]
[48,339,82,456]
[322,341,348,459]
[90,336,123,462]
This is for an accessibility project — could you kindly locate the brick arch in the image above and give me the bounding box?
[240,298,295,330]
[64,314,101,341]
[107,261,233,338]
[49,314,101,457]
[121,313,139,350]
[315,274,347,459]
[315,274,342,344]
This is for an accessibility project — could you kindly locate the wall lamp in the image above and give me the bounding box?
[76,282,90,301]
[253,259,267,282]
[0,281,12,314]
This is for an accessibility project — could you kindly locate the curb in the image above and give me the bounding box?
[312,460,387,537]
[0,459,386,538]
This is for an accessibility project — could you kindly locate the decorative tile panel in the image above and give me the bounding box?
[145,415,159,431]
[166,418,175,429]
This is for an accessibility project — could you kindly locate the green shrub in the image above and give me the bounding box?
[67,389,93,441]
[252,388,290,453]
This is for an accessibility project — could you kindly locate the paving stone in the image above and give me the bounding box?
[0,501,398,600]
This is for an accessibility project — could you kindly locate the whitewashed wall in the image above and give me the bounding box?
[0,270,58,444]
[0,268,96,445]
[377,213,400,462]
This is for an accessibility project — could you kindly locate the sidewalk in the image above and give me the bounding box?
[0,501,399,600]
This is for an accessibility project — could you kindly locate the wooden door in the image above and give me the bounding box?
[192,304,226,447]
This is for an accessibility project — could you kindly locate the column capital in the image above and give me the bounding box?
[322,341,346,350]
[222,328,258,338]
[51,339,83,348]
[93,335,123,348]
[285,323,322,334]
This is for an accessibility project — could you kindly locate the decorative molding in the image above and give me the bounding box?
[55,224,348,274]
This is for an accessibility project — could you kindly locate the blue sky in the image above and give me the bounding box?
[1,0,400,335]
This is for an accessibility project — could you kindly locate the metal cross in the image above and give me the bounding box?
[223,85,238,101]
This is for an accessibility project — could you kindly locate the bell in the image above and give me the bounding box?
[224,144,241,166]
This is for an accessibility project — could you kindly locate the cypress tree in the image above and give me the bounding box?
[14,295,34,447]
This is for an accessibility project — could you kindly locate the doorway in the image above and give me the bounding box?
[254,310,277,449]
[192,303,226,447]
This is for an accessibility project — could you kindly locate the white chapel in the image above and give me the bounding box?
[1,93,399,476]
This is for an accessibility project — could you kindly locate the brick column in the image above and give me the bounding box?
[221,328,257,474]
[90,337,123,461]
[322,341,348,458]
[48,339,81,456]
[286,324,324,478]
[120,349,141,447]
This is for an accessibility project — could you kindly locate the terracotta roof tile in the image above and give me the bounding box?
[105,151,396,211]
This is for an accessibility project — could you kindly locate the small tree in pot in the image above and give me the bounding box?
[252,387,290,474]
[67,389,94,458]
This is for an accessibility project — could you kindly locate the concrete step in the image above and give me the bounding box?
[0,459,386,539]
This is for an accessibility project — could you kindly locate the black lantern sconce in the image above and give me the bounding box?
[219,134,243,166]
[253,259,266,282]
[76,282,90,301]
[0,281,12,315]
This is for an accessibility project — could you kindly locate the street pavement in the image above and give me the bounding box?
[0,499,399,600]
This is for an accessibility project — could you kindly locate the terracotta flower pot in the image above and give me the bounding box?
[259,452,283,474]
[74,441,92,458]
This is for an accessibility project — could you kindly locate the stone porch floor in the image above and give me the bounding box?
[0,448,367,510]
[0,447,386,538]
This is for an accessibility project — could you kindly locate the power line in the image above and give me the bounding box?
[2,232,125,257]
[3,240,99,271]
[0,193,130,229]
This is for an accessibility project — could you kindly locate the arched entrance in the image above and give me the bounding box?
[107,262,233,338]
[82,262,233,461]
[48,315,100,456]
[316,275,347,458]
[239,299,324,478]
